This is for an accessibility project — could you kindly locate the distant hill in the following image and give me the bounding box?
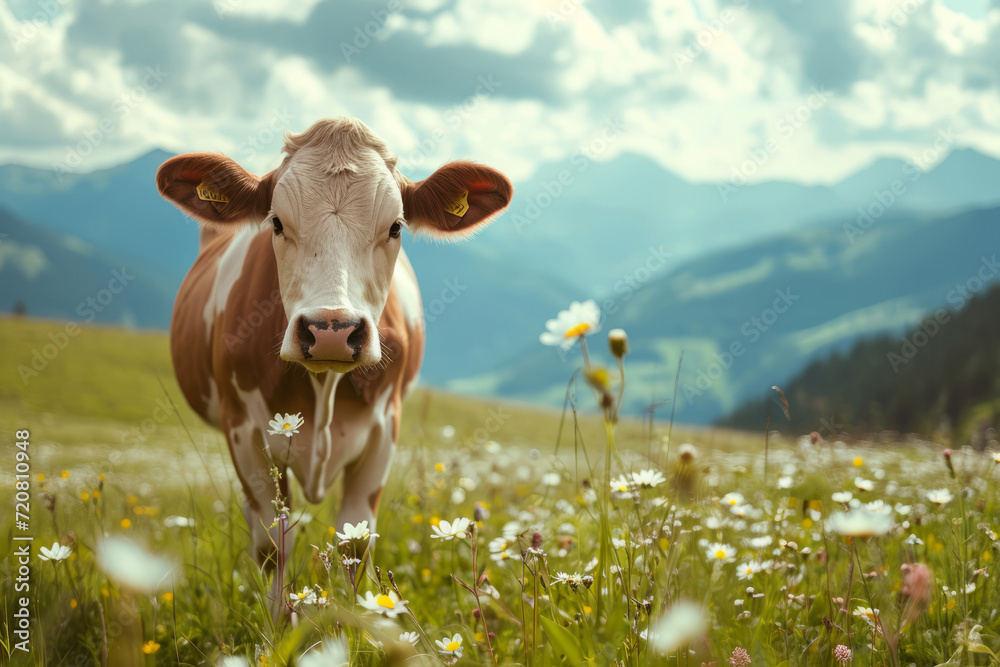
[449,205,1000,424]
[0,207,175,328]
[721,282,1000,445]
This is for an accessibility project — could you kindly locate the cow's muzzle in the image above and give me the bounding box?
[289,309,369,368]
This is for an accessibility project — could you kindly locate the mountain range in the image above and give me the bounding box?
[2,146,999,425]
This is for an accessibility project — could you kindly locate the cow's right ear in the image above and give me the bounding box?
[156,153,275,225]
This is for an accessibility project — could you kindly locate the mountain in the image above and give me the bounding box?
[3,146,1000,412]
[721,281,1000,445]
[0,207,176,328]
[447,205,1000,424]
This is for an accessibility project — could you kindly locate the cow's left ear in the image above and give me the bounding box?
[398,161,513,239]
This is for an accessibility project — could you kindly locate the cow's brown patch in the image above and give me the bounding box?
[368,485,384,513]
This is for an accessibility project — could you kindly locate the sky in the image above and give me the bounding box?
[2,0,999,185]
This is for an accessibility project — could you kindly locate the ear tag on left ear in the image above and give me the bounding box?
[444,190,469,217]
[196,180,229,204]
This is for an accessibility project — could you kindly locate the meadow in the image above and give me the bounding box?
[2,315,999,666]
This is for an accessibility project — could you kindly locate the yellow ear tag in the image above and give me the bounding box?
[196,180,229,204]
[444,190,469,217]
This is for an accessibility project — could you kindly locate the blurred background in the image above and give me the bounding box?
[3,0,1000,442]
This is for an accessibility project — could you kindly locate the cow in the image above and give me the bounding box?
[155,118,512,602]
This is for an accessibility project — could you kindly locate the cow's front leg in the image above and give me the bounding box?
[228,420,295,614]
[337,406,397,544]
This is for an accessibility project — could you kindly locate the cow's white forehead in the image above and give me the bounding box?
[273,149,402,241]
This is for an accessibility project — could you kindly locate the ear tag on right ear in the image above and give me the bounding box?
[196,180,229,204]
[444,190,469,217]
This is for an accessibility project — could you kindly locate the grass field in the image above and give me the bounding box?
[2,316,999,665]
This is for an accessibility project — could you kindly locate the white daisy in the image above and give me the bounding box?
[649,600,706,653]
[832,491,853,504]
[610,475,632,493]
[357,590,408,618]
[289,587,318,606]
[267,412,304,437]
[539,300,602,350]
[435,633,464,658]
[38,541,72,562]
[541,472,562,487]
[163,515,195,528]
[631,469,666,489]
[736,560,764,581]
[827,509,893,538]
[299,640,349,667]
[95,537,177,594]
[431,517,472,541]
[336,520,378,542]
[721,492,744,507]
[705,542,737,562]
[399,631,420,646]
[926,488,954,506]
[854,477,875,492]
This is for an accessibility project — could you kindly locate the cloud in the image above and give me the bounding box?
[0,0,999,188]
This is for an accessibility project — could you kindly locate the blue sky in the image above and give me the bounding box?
[2,0,999,185]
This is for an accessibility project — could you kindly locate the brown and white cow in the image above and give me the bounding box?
[156,118,512,590]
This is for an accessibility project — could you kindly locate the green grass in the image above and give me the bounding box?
[2,316,999,665]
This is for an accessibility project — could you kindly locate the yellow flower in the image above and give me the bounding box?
[60,470,69,479]
[70,599,78,609]
[121,518,131,529]
[142,640,160,654]
[92,490,100,499]
[134,506,144,515]
[162,592,174,603]
[37,473,45,482]
[564,322,591,338]
[127,496,139,505]
[412,514,424,525]
[81,492,89,502]
[853,457,863,467]
[434,462,445,472]
[947,598,956,610]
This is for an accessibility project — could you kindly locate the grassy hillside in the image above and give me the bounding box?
[722,282,1000,444]
[0,315,734,474]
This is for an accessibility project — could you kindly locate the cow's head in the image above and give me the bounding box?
[157,118,512,374]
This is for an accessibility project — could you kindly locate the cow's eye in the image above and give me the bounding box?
[272,216,283,235]
[388,221,402,240]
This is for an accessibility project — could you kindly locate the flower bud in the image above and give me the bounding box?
[608,329,629,359]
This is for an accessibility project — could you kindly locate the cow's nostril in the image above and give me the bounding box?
[297,317,317,359]
[346,319,367,360]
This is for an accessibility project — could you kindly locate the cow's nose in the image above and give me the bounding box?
[294,310,368,362]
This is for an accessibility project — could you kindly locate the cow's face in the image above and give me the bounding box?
[157,118,513,374]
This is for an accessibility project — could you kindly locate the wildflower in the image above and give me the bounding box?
[900,562,934,622]
[357,590,408,618]
[853,606,880,629]
[722,492,744,507]
[38,541,72,562]
[299,640,349,667]
[95,537,177,594]
[608,328,630,358]
[551,572,585,590]
[163,516,195,528]
[539,300,601,349]
[705,542,737,562]
[854,477,874,492]
[541,472,562,487]
[827,509,892,538]
[649,600,706,653]
[729,647,751,666]
[993,451,1000,464]
[431,517,472,540]
[289,587,318,606]
[399,631,420,645]
[267,412,304,437]
[832,491,853,504]
[610,475,632,493]
[631,469,666,489]
[435,633,464,658]
[736,561,764,581]
[142,640,160,654]
[926,488,954,506]
[834,644,852,664]
[336,520,378,542]
[853,457,863,467]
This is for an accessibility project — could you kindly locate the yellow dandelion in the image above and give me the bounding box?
[60,470,69,479]
[412,514,424,525]
[81,492,90,502]
[134,506,143,515]
[127,496,138,505]
[421,568,431,578]
[92,490,100,499]
[434,462,445,472]
[142,640,160,654]
[853,457,863,467]
[162,592,174,603]
[37,473,45,482]
[70,599,78,609]
[121,518,131,529]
